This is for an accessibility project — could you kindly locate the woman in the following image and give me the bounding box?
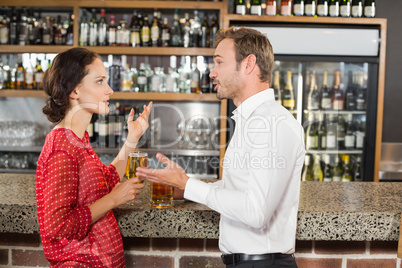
[36,47,152,267]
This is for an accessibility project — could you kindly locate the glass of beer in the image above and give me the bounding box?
[126,151,147,204]
[150,182,173,208]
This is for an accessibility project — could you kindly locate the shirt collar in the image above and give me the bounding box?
[231,89,275,120]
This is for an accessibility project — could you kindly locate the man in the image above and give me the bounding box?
[137,26,305,268]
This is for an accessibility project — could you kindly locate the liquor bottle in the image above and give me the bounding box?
[266,0,277,16]
[272,70,282,105]
[293,0,305,16]
[201,15,210,48]
[0,11,9,45]
[130,11,141,48]
[33,60,43,90]
[323,154,333,182]
[98,114,108,148]
[340,0,351,17]
[108,15,117,46]
[329,0,340,17]
[282,70,295,110]
[320,70,331,110]
[15,55,25,89]
[137,62,147,92]
[351,0,363,17]
[312,155,323,182]
[364,0,375,17]
[353,156,363,181]
[151,16,160,47]
[306,114,318,150]
[280,0,293,16]
[235,0,247,15]
[345,71,356,111]
[4,55,13,89]
[317,0,329,16]
[317,112,327,150]
[337,115,346,150]
[9,9,18,45]
[355,71,366,110]
[79,10,89,46]
[118,20,130,46]
[166,65,179,93]
[42,17,52,45]
[307,71,320,110]
[305,0,316,16]
[171,10,182,47]
[25,60,34,89]
[210,15,219,48]
[161,17,171,47]
[98,9,107,46]
[131,56,138,91]
[66,14,74,46]
[200,59,211,93]
[355,120,365,149]
[114,102,123,146]
[250,0,262,15]
[332,70,344,110]
[108,103,116,148]
[190,56,200,93]
[326,114,337,150]
[345,114,355,150]
[191,10,202,47]
[150,67,164,92]
[18,11,28,45]
[341,155,352,181]
[121,56,132,92]
[140,16,151,47]
[183,13,191,48]
[26,11,35,45]
[108,56,122,92]
[89,9,98,46]
[0,59,5,89]
[178,56,190,93]
[301,155,313,181]
[87,114,96,143]
[332,155,343,181]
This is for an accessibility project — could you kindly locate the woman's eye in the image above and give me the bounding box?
[97,79,103,85]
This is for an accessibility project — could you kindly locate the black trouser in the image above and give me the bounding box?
[222,253,298,268]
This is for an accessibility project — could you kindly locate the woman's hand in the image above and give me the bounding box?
[126,102,152,144]
[107,178,145,207]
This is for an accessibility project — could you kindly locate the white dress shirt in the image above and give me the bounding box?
[184,89,305,254]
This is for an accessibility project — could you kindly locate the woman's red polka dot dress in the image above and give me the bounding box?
[36,128,125,267]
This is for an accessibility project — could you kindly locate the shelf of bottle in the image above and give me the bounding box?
[0,45,216,56]
[307,150,363,155]
[0,90,220,102]
[304,109,366,115]
[93,147,220,156]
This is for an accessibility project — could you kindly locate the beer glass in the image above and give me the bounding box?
[150,182,173,208]
[126,151,147,204]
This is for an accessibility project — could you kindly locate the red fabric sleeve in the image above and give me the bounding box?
[102,164,121,191]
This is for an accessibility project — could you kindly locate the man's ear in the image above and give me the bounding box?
[244,54,257,74]
[69,88,79,100]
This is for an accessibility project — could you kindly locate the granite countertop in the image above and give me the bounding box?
[1,174,402,241]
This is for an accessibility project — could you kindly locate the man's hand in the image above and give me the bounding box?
[136,153,190,191]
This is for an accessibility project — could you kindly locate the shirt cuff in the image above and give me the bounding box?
[183,178,213,206]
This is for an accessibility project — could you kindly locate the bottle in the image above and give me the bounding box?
[351,0,363,17]
[15,55,25,89]
[353,156,363,181]
[151,16,160,47]
[317,0,329,16]
[183,13,191,48]
[98,114,108,148]
[355,71,366,111]
[250,0,262,15]
[312,155,323,182]
[320,70,331,110]
[332,155,343,182]
[25,60,34,90]
[66,14,74,46]
[26,11,35,45]
[121,56,132,92]
[266,0,277,15]
[89,9,98,46]
[282,70,295,110]
[79,10,89,46]
[332,70,344,110]
[130,10,141,47]
[345,114,355,150]
[87,114,96,144]
[345,71,356,111]
[329,0,340,17]
[107,104,116,148]
[337,115,346,150]
[317,112,327,150]
[293,0,305,16]
[0,59,5,89]
[306,114,318,150]
[340,0,351,17]
[178,56,190,93]
[150,67,164,92]
[326,114,337,150]
[131,56,138,91]
[42,17,52,45]
[191,10,201,47]
[18,11,28,45]
[364,0,375,17]
[272,70,282,105]
[190,56,200,93]
[161,17,171,47]
[9,9,18,45]
[108,14,117,46]
[0,11,9,45]
[235,0,247,15]
[33,60,43,90]
[323,154,333,182]
[281,0,293,16]
[200,59,211,93]
[118,20,130,46]
[210,15,219,48]
[171,10,182,47]
[307,71,320,110]
[98,9,107,46]
[341,155,352,181]
[305,0,316,16]
[166,59,179,93]
[114,102,123,146]
[200,15,210,48]
[301,155,313,181]
[355,120,365,149]
[137,62,148,92]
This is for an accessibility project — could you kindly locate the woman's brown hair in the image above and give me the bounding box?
[42,47,99,124]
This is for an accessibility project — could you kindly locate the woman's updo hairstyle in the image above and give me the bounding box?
[42,47,99,124]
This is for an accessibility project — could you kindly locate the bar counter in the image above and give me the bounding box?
[1,174,402,241]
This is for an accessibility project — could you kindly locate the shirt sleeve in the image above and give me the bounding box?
[102,164,121,191]
[41,151,92,241]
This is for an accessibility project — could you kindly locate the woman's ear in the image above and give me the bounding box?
[69,88,79,100]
